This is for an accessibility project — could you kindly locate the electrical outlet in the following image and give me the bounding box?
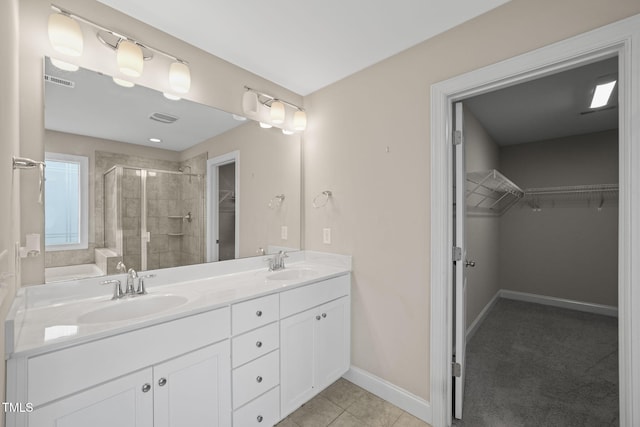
[281,226,288,240]
[323,228,331,244]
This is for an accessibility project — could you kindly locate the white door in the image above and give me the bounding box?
[154,341,231,427]
[29,368,153,427]
[453,102,468,419]
[280,309,316,417]
[207,152,240,262]
[314,297,350,391]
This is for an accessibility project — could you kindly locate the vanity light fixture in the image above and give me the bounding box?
[48,12,84,57]
[50,58,79,72]
[270,100,285,124]
[50,5,192,95]
[259,122,273,129]
[232,114,248,121]
[243,86,307,132]
[169,61,191,94]
[117,40,144,77]
[113,77,134,88]
[590,80,617,109]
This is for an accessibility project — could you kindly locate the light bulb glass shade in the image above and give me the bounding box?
[163,92,181,101]
[259,122,273,129]
[293,110,307,131]
[113,77,134,88]
[270,100,285,124]
[117,40,143,77]
[48,13,83,57]
[169,61,191,94]
[282,129,294,135]
[242,91,258,114]
[50,58,79,72]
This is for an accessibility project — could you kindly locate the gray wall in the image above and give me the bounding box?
[464,108,501,328]
[498,130,618,306]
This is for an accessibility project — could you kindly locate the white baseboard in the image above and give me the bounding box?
[466,290,501,342]
[499,289,618,317]
[343,366,432,424]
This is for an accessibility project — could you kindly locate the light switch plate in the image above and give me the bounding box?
[281,226,288,240]
[323,228,331,244]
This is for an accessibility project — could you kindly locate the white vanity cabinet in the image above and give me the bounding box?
[7,308,231,427]
[279,275,351,418]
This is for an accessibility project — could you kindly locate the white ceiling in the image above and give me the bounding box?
[96,0,511,95]
[465,56,619,146]
[44,58,243,151]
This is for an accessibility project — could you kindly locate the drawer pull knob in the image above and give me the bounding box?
[257,415,264,423]
[256,310,263,317]
[316,315,321,320]
[256,376,263,383]
[256,341,263,348]
[158,378,167,387]
[322,313,327,318]
[142,383,151,393]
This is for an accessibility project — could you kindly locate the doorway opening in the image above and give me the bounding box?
[207,151,240,262]
[452,56,619,425]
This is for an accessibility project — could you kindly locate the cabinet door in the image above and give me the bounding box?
[280,309,316,417]
[154,341,231,427]
[314,296,350,391]
[29,368,153,427]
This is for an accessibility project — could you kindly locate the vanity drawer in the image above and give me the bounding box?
[280,274,350,318]
[233,386,280,427]
[27,307,230,407]
[232,322,279,368]
[232,294,279,335]
[232,350,279,409]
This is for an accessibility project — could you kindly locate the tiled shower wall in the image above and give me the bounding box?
[179,153,207,266]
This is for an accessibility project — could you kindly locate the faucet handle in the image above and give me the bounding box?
[137,274,156,295]
[100,279,124,300]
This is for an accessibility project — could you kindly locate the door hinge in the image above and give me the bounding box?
[453,246,462,262]
[453,130,463,146]
[452,362,461,378]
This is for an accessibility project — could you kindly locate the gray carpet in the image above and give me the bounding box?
[453,298,618,427]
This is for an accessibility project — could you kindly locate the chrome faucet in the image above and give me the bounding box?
[100,268,156,300]
[126,268,138,295]
[268,250,288,271]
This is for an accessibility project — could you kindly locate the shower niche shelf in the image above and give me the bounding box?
[466,169,524,215]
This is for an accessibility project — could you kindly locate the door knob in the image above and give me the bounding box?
[465,260,476,267]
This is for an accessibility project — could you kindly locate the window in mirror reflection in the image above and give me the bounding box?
[45,152,89,251]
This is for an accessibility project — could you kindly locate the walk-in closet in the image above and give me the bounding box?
[454,56,619,426]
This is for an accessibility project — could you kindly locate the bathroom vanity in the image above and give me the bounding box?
[5,251,351,427]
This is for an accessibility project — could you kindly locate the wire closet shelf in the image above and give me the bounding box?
[466,169,525,215]
[524,184,619,211]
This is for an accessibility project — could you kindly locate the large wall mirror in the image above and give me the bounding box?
[43,57,301,283]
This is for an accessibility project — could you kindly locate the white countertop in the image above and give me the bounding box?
[6,251,351,358]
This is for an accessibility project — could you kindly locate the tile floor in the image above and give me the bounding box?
[276,378,431,427]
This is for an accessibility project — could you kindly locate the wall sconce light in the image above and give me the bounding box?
[117,39,144,77]
[48,12,84,57]
[49,5,192,95]
[242,86,307,133]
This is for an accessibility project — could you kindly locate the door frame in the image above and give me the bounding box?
[429,15,640,427]
[206,151,240,262]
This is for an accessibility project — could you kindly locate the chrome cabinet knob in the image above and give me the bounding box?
[158,378,167,387]
[256,341,263,348]
[142,383,151,393]
[322,313,327,318]
[316,315,321,320]
[256,310,263,317]
[257,415,263,423]
[256,376,263,383]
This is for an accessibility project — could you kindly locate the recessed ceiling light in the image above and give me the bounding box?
[149,138,162,143]
[163,92,181,101]
[113,77,134,88]
[590,80,616,109]
[259,122,273,129]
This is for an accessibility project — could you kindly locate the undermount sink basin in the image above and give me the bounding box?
[267,268,317,281]
[78,295,189,324]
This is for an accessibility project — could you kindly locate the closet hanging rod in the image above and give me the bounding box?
[525,184,618,196]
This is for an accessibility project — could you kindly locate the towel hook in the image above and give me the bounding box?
[313,190,332,208]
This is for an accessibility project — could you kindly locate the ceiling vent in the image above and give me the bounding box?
[149,112,179,124]
[44,74,75,88]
